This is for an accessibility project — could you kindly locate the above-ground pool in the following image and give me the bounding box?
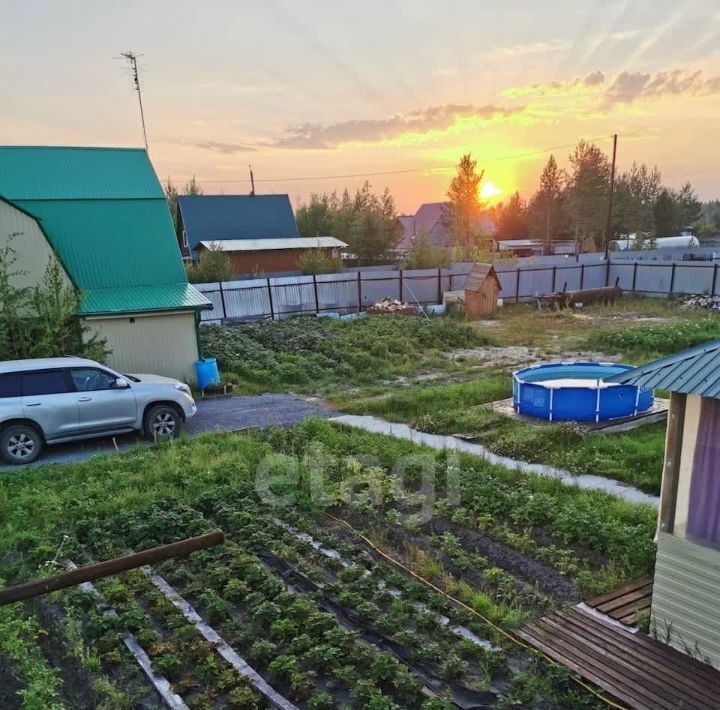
[512,362,653,422]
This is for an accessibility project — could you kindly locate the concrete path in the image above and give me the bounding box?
[0,394,334,471]
[331,414,660,508]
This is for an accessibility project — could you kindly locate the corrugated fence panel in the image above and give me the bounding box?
[580,264,607,289]
[402,268,442,304]
[496,270,518,299]
[360,270,401,304]
[224,284,271,319]
[635,264,673,294]
[317,273,358,312]
[652,532,720,668]
[672,263,715,295]
[198,257,720,322]
[517,268,554,298]
[608,263,635,290]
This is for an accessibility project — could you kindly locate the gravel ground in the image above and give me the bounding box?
[0,394,334,471]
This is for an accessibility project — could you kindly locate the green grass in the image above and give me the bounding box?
[338,376,511,418]
[344,385,665,495]
[586,317,720,360]
[200,315,489,394]
[0,421,655,592]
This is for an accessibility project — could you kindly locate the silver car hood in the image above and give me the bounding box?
[128,373,185,386]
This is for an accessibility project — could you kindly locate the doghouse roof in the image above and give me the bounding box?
[465,263,502,292]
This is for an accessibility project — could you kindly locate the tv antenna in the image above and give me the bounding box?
[118,51,148,150]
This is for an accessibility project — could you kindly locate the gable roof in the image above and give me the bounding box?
[177,194,299,252]
[464,263,502,292]
[396,202,497,253]
[606,339,720,398]
[0,146,209,314]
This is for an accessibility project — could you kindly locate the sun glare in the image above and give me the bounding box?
[480,180,503,201]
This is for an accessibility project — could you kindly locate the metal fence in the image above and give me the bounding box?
[195,259,720,323]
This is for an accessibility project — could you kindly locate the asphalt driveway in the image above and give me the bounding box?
[0,394,335,471]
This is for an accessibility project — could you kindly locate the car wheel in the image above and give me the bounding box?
[0,424,43,464]
[144,405,183,441]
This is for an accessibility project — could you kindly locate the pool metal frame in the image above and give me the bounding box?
[513,361,648,423]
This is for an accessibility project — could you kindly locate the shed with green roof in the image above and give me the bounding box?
[0,146,210,383]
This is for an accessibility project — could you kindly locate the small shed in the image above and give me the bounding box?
[607,339,720,667]
[464,263,501,318]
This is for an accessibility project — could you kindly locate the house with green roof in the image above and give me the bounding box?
[0,146,210,383]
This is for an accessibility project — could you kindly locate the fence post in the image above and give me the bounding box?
[516,267,520,303]
[449,272,454,291]
[605,259,611,287]
[631,262,638,293]
[312,274,319,314]
[357,270,362,312]
[669,263,676,297]
[713,264,719,296]
[266,277,275,321]
[580,264,585,290]
[218,281,227,320]
[551,265,557,292]
[437,268,442,304]
[399,269,404,301]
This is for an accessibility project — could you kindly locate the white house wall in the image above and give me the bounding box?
[83,311,199,384]
[0,199,72,289]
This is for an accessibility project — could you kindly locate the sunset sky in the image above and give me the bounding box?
[2,0,719,213]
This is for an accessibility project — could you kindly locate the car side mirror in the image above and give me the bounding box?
[114,377,130,389]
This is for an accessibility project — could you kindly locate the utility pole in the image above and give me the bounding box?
[119,51,148,151]
[604,133,618,259]
[249,165,256,196]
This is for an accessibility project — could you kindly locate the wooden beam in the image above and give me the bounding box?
[659,393,686,534]
[0,531,224,606]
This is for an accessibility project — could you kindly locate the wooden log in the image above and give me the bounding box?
[0,531,225,606]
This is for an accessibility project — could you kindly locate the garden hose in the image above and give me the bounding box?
[326,513,627,710]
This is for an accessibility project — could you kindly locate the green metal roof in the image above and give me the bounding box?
[80,284,212,316]
[0,146,209,315]
[606,339,720,398]
[0,147,165,200]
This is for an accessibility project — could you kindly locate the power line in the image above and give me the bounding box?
[168,135,616,184]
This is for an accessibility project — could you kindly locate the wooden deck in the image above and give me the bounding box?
[584,576,654,626]
[517,607,720,710]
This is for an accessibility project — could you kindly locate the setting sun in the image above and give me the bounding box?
[480,180,503,201]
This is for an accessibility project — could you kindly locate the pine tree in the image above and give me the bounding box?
[447,154,484,248]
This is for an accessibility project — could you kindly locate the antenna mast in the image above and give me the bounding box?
[249,165,256,196]
[120,51,148,151]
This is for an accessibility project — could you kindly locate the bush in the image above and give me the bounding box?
[186,242,232,283]
[298,249,345,274]
[0,237,107,361]
[403,232,450,269]
[587,318,720,358]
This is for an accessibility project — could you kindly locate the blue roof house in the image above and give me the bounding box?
[177,194,300,257]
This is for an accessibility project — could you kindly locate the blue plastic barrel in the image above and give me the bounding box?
[195,357,220,390]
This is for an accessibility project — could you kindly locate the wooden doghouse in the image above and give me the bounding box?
[464,263,502,318]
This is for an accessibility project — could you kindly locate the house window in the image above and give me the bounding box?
[686,397,720,545]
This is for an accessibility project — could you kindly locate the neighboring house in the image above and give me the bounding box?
[195,237,347,276]
[0,146,210,383]
[177,194,300,257]
[608,340,720,667]
[397,201,496,254]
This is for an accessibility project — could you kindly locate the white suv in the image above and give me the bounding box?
[0,357,197,464]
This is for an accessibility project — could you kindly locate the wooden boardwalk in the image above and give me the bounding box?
[517,607,720,710]
[584,575,653,626]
